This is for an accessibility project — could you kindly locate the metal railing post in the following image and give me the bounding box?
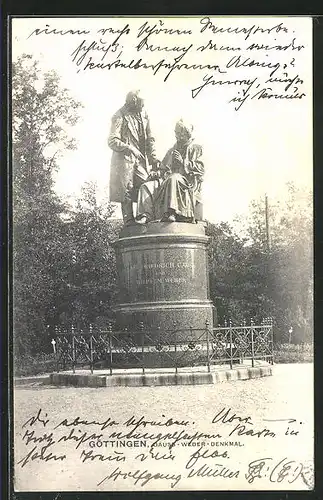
[59,326,66,371]
[229,319,233,370]
[139,321,145,375]
[270,317,274,365]
[206,320,210,373]
[55,325,59,373]
[71,324,76,373]
[173,322,178,374]
[90,323,93,374]
[251,318,255,368]
[108,322,113,376]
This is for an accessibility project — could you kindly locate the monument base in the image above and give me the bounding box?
[114,300,213,333]
[49,362,273,388]
[113,221,215,338]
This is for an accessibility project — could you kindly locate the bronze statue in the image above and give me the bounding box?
[135,120,204,224]
[108,90,160,225]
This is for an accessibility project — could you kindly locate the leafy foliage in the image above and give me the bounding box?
[55,182,121,328]
[13,55,82,356]
[231,183,313,342]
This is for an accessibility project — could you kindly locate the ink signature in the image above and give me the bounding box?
[245,457,303,484]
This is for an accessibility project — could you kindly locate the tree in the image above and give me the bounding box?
[233,183,313,342]
[206,222,247,323]
[270,184,313,342]
[13,54,82,356]
[56,182,122,328]
[205,221,275,325]
[206,183,312,341]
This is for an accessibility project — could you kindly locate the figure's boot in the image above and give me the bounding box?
[161,209,176,222]
[136,182,155,224]
[135,214,148,225]
[121,199,135,226]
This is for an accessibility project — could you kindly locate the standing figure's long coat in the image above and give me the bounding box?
[108,105,157,203]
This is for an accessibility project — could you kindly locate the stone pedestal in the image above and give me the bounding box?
[113,222,215,340]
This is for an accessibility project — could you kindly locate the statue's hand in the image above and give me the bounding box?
[147,170,161,181]
[183,159,192,174]
[127,145,145,160]
[172,150,183,164]
[160,165,171,178]
[151,158,161,168]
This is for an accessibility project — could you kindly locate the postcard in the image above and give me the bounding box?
[12,16,314,492]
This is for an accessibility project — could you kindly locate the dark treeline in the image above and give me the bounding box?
[206,183,312,345]
[13,55,313,361]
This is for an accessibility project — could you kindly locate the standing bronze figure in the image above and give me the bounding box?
[108,90,160,225]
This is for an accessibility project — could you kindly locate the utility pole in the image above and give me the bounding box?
[265,194,271,252]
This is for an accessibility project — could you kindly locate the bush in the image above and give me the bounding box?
[274,343,313,363]
[14,353,57,377]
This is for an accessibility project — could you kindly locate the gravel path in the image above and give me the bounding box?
[14,363,314,492]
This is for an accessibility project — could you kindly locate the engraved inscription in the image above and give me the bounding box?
[136,277,187,285]
[128,261,192,272]
[134,260,192,285]
[120,246,208,302]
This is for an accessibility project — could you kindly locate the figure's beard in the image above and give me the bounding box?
[127,101,143,113]
[176,136,193,147]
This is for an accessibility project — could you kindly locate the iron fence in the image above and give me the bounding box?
[54,318,274,374]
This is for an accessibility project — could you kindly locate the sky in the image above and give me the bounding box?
[12,16,313,224]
